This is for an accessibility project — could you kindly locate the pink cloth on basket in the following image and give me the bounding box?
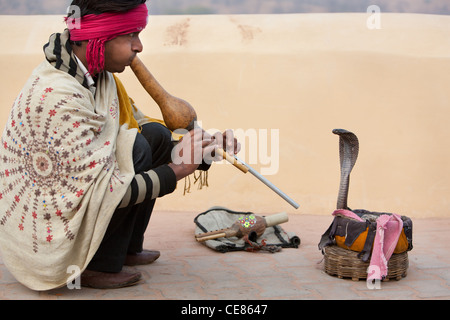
[332,209,364,221]
[368,214,403,280]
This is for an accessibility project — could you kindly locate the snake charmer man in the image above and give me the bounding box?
[0,0,240,290]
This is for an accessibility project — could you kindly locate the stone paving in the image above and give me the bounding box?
[0,211,449,300]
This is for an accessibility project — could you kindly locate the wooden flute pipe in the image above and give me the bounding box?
[195,212,289,242]
[221,150,248,173]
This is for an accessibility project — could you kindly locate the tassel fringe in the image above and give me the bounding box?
[87,39,107,75]
[183,170,209,195]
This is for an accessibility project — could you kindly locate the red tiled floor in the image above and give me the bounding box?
[1,211,449,300]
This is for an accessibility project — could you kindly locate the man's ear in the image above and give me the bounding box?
[71,40,89,66]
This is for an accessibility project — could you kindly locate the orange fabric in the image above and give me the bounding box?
[114,75,141,131]
[335,228,368,252]
[394,231,409,254]
[336,228,408,254]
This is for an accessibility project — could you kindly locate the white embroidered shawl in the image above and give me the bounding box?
[0,60,137,290]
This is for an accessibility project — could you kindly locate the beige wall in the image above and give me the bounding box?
[1,13,449,218]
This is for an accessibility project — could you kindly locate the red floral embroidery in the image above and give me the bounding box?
[44,88,53,93]
[49,109,56,117]
[73,121,80,128]
[89,160,97,169]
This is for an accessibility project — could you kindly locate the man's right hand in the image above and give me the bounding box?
[168,128,217,181]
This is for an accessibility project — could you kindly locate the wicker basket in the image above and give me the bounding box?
[323,245,408,281]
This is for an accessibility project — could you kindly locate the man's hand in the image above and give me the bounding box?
[168,128,216,181]
[202,129,241,164]
[213,129,241,156]
[168,128,241,181]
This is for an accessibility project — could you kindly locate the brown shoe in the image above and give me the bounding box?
[80,269,142,289]
[125,250,160,266]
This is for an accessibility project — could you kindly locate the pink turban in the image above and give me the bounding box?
[66,4,148,75]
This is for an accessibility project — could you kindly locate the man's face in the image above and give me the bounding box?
[104,32,143,73]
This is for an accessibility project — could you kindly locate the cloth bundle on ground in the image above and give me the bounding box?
[194,207,300,253]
